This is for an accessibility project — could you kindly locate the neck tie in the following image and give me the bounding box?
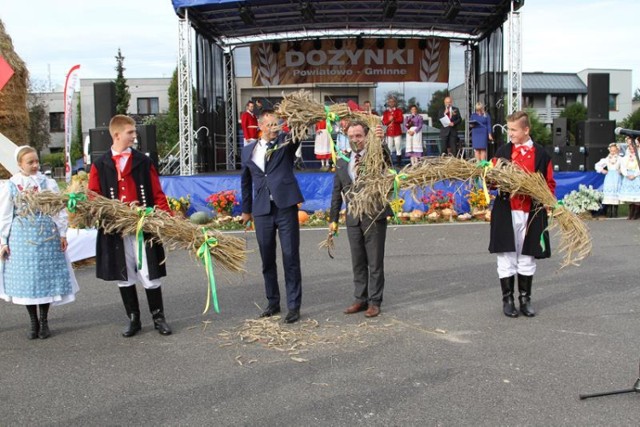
[112,152,131,180]
[354,152,362,178]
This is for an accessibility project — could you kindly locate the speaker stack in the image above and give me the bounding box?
[89,82,117,163]
[577,73,616,171]
[136,124,159,167]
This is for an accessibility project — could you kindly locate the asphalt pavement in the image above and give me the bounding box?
[2,219,640,426]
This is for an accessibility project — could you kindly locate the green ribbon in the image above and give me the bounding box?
[135,207,154,270]
[323,106,350,164]
[66,192,87,213]
[540,201,564,252]
[476,160,493,205]
[196,228,219,314]
[389,169,407,223]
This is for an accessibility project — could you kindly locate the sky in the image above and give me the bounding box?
[2,0,639,101]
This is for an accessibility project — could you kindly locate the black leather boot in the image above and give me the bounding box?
[146,287,172,336]
[119,286,142,337]
[38,303,51,339]
[26,305,39,340]
[500,276,518,318]
[517,274,536,317]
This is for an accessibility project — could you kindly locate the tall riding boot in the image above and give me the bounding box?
[500,276,518,318]
[628,204,636,220]
[26,305,39,340]
[119,285,142,337]
[145,287,172,336]
[517,274,536,317]
[38,303,51,339]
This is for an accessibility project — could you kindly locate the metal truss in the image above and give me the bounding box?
[178,11,195,175]
[463,46,476,153]
[505,1,522,114]
[224,50,237,170]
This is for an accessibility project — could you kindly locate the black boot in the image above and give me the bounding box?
[119,286,142,337]
[26,305,39,340]
[38,303,51,339]
[500,276,518,318]
[146,287,172,336]
[517,274,536,317]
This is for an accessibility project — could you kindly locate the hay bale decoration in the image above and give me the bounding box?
[16,189,248,313]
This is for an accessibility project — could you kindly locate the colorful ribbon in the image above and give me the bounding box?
[197,228,220,314]
[389,169,407,223]
[540,201,564,252]
[66,192,87,213]
[323,106,350,164]
[135,207,154,270]
[477,160,493,205]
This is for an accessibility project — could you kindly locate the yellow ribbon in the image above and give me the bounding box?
[66,192,87,213]
[477,160,493,205]
[323,106,348,164]
[389,169,407,223]
[196,228,220,314]
[135,207,154,270]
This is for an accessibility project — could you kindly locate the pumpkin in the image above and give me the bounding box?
[298,210,309,224]
[189,211,211,225]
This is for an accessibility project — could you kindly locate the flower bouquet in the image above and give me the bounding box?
[562,185,603,216]
[167,195,191,218]
[466,187,492,219]
[422,190,456,220]
[206,190,239,217]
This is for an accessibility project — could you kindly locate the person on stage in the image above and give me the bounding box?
[439,96,461,156]
[314,119,332,171]
[88,115,173,337]
[329,121,390,318]
[0,146,79,339]
[489,111,555,318]
[241,100,259,146]
[469,102,493,161]
[594,143,622,218]
[619,137,640,220]
[404,105,424,165]
[241,110,304,324]
[382,96,404,168]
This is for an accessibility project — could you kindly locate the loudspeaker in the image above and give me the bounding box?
[549,146,586,172]
[587,73,609,120]
[585,146,609,172]
[94,82,117,128]
[135,124,159,167]
[576,120,615,147]
[89,128,112,162]
[552,117,568,147]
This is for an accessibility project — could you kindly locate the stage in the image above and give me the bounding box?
[161,171,605,216]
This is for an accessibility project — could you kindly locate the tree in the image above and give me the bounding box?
[147,68,179,157]
[426,89,448,129]
[27,79,50,157]
[633,88,640,103]
[406,97,424,112]
[70,96,82,162]
[559,103,587,144]
[525,109,551,145]
[621,108,640,135]
[383,90,406,111]
[114,48,131,114]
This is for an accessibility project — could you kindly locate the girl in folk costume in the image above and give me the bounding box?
[314,120,332,171]
[618,137,640,220]
[489,111,555,318]
[594,143,622,218]
[0,146,79,339]
[404,105,424,165]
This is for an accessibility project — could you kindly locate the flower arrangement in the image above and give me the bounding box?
[562,184,603,214]
[422,190,455,212]
[206,190,239,216]
[390,198,405,214]
[466,187,492,210]
[167,195,191,216]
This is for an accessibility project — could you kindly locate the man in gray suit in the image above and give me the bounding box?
[329,121,390,318]
[439,96,461,156]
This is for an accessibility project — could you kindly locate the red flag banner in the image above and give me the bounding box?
[0,56,15,91]
[251,38,449,86]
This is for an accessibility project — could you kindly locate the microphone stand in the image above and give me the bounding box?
[579,361,640,400]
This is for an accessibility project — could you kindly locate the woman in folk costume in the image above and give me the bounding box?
[314,119,332,171]
[489,111,555,318]
[618,137,640,220]
[594,143,622,218]
[404,105,424,165]
[0,146,79,339]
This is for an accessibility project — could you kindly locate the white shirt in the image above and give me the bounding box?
[251,139,271,172]
[348,148,366,181]
[111,148,132,172]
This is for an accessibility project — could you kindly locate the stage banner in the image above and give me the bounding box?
[251,38,449,86]
[63,64,80,183]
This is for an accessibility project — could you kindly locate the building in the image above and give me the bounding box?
[450,68,632,125]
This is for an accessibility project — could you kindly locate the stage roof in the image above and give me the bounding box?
[171,0,522,47]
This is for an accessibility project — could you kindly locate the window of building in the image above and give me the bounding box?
[137,97,160,115]
[49,112,65,132]
[552,96,566,108]
[522,96,533,108]
[609,94,618,111]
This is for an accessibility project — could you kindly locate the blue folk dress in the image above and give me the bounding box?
[618,154,640,203]
[595,154,622,204]
[0,173,78,306]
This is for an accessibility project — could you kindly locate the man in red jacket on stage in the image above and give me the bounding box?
[241,100,259,146]
[382,96,404,168]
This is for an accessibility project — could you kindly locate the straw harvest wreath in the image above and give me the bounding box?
[276,90,591,269]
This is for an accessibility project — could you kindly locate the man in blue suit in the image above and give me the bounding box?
[240,110,304,323]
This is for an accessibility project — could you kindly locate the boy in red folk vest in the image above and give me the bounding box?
[488,111,555,318]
